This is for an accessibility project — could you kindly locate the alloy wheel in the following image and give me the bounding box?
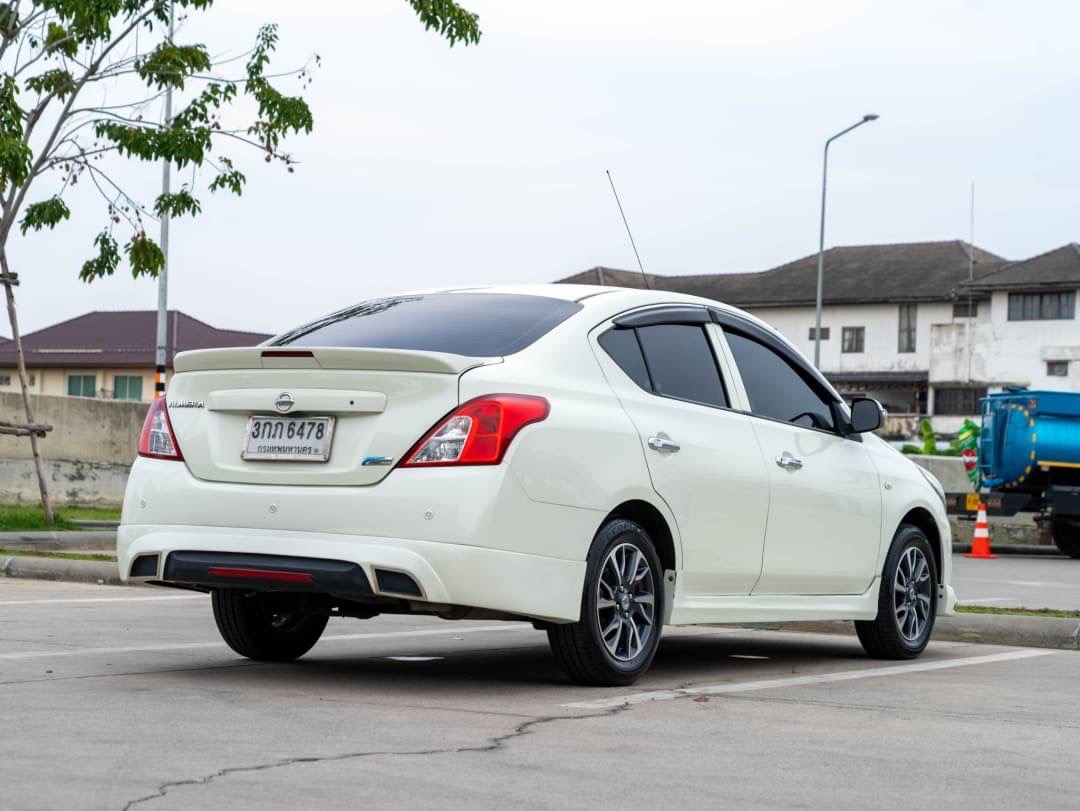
[596,542,656,661]
[893,546,932,642]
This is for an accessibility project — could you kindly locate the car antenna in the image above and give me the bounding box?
[605,169,651,290]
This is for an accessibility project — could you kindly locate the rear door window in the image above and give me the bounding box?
[724,330,836,430]
[272,293,582,357]
[600,323,728,408]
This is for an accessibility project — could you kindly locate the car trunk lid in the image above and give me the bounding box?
[165,346,498,486]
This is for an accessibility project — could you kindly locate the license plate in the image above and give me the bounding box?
[965,493,980,512]
[242,416,335,462]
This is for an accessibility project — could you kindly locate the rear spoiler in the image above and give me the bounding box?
[173,346,500,375]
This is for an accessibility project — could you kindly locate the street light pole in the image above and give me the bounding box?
[154,3,174,399]
[813,113,879,368]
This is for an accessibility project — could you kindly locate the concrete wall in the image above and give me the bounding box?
[0,392,145,506]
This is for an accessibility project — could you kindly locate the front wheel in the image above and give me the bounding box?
[1052,520,1080,558]
[212,589,329,662]
[856,525,938,659]
[547,519,664,686]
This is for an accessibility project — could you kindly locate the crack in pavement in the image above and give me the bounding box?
[121,705,629,810]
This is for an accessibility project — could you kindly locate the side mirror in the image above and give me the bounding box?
[849,397,885,433]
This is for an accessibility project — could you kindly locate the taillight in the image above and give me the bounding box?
[401,394,549,467]
[138,397,184,461]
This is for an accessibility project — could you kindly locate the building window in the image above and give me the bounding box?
[0,374,9,385]
[1047,360,1070,377]
[1008,292,1075,321]
[898,304,917,353]
[953,300,978,318]
[113,375,143,401]
[28,374,35,386]
[808,327,829,341]
[841,327,865,353]
[935,387,987,416]
[67,374,96,397]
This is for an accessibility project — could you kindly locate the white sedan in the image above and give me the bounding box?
[119,285,956,685]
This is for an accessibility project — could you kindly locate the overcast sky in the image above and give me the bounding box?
[10,0,1078,336]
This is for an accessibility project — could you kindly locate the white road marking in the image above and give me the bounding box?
[562,649,1057,709]
[0,623,530,661]
[960,597,1019,604]
[0,595,206,607]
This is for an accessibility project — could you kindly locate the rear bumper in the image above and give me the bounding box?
[118,524,586,622]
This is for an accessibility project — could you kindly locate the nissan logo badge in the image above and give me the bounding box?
[275,392,295,413]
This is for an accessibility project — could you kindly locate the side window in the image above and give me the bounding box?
[598,323,728,408]
[724,330,836,431]
[636,324,728,408]
[597,329,651,390]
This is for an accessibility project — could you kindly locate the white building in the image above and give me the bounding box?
[559,241,1080,436]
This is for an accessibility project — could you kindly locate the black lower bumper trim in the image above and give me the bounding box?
[163,551,373,596]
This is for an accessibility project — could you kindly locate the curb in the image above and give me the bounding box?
[0,554,123,586]
[0,530,115,552]
[744,616,1080,651]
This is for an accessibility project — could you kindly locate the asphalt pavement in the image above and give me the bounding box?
[1,578,1078,810]
[952,554,1080,610]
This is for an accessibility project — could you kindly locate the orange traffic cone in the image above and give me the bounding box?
[965,501,997,559]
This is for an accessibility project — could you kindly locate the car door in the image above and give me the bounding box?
[718,318,882,596]
[592,307,771,596]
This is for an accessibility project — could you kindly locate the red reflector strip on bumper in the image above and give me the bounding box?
[207,567,314,584]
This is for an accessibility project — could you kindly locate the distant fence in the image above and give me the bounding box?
[0,392,145,506]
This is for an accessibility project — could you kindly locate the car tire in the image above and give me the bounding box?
[1052,521,1080,559]
[547,518,664,686]
[855,525,938,660]
[212,589,329,662]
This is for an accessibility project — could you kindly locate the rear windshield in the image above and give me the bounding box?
[271,293,582,357]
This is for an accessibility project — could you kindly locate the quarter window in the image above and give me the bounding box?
[597,329,651,390]
[898,304,917,353]
[724,330,835,431]
[841,327,865,354]
[67,374,96,397]
[1008,292,1075,321]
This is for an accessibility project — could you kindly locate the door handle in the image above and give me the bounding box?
[648,436,681,453]
[775,455,804,470]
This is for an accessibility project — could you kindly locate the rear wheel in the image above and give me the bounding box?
[856,525,937,659]
[547,518,663,686]
[212,589,329,661]
[1052,520,1080,558]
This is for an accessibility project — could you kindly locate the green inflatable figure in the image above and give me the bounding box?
[956,418,980,491]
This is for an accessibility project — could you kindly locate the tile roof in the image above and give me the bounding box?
[965,243,1080,291]
[558,241,1008,306]
[0,310,270,368]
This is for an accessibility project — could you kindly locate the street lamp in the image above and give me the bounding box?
[813,113,879,368]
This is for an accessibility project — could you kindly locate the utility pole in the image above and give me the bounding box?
[154,2,174,398]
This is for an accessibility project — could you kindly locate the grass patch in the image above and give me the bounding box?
[58,505,121,522]
[956,604,1080,620]
[0,504,121,532]
[0,547,117,562]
